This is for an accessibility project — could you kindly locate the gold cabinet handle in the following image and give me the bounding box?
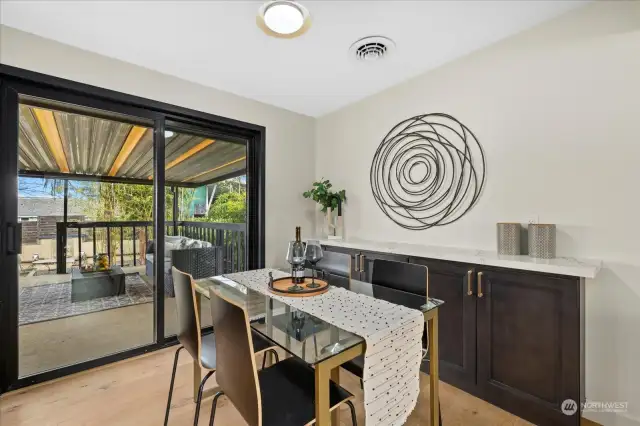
[360,254,365,272]
[477,272,484,298]
[467,270,473,296]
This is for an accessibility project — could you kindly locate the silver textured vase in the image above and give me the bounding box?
[497,223,521,255]
[528,224,556,259]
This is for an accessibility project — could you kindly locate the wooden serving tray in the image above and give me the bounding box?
[268,276,329,297]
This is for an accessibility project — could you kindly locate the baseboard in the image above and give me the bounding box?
[584,411,640,426]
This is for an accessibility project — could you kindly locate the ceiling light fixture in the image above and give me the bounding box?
[164,130,175,138]
[257,1,311,39]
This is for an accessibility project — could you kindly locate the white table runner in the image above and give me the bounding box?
[223,268,424,426]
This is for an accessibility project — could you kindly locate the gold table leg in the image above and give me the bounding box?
[428,311,440,426]
[315,362,331,426]
[331,367,341,425]
[314,343,365,426]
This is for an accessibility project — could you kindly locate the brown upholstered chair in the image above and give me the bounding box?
[207,286,358,426]
[164,267,280,426]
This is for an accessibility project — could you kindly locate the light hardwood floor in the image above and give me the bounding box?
[1,346,534,426]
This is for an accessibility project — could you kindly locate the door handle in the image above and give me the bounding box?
[477,272,484,298]
[354,254,359,273]
[6,223,22,255]
[359,254,365,272]
[466,270,473,296]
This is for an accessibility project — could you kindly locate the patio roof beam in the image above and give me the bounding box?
[198,168,247,187]
[32,108,70,173]
[18,169,198,188]
[183,156,246,182]
[108,126,148,176]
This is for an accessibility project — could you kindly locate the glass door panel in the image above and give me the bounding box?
[14,96,157,378]
[163,125,248,336]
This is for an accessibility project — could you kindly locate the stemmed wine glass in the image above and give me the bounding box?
[286,240,305,292]
[304,240,324,288]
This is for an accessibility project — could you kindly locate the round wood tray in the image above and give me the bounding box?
[268,276,329,297]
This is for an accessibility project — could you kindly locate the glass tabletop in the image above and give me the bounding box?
[196,275,443,365]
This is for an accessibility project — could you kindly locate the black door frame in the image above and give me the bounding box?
[0,64,265,393]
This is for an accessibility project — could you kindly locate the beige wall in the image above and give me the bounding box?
[0,25,316,268]
[316,2,640,425]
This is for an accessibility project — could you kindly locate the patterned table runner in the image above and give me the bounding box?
[223,269,424,426]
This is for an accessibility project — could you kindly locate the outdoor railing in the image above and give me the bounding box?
[56,220,246,274]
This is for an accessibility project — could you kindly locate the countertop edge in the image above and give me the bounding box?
[316,239,601,279]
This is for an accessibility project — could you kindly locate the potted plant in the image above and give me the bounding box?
[303,179,347,238]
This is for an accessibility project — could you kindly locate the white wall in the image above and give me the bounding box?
[0,25,316,268]
[316,2,640,425]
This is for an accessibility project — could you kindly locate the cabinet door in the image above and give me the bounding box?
[476,269,582,426]
[360,250,409,283]
[411,257,477,392]
[320,245,361,281]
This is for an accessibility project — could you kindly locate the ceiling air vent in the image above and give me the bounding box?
[349,36,395,62]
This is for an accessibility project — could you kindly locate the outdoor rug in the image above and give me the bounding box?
[19,273,153,326]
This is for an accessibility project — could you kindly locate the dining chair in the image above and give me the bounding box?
[341,259,441,424]
[164,267,281,426]
[208,287,358,426]
[316,250,351,289]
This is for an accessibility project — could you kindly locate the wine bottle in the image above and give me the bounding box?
[292,226,305,284]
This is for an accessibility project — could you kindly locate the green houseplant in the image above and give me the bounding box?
[302,179,347,212]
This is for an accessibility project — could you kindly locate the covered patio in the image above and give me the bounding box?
[16,98,247,377]
[18,99,248,276]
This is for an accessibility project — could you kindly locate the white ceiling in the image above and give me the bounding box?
[0,1,587,117]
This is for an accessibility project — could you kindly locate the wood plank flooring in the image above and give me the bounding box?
[0,346,533,426]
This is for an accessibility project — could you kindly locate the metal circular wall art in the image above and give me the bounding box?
[370,113,486,230]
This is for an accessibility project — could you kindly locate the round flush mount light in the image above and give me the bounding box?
[257,1,311,39]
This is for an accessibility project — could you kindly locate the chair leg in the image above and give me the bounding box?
[164,346,184,426]
[209,391,225,426]
[313,334,318,356]
[346,400,357,426]
[194,370,215,426]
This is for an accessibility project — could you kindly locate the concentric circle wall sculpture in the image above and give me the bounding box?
[370,113,486,230]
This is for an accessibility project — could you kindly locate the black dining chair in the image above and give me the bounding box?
[164,267,281,426]
[315,250,351,289]
[340,259,442,425]
[207,286,358,426]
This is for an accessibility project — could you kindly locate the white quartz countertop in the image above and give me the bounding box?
[316,238,601,279]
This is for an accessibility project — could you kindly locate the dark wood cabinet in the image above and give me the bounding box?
[410,257,477,393]
[476,268,583,426]
[322,244,586,426]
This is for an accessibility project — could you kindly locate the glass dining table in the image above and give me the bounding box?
[193,273,444,426]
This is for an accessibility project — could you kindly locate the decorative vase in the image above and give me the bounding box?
[528,224,556,259]
[496,223,521,255]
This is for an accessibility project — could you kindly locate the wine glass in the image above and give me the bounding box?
[304,240,323,288]
[286,240,305,292]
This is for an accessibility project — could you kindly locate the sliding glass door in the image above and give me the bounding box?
[0,67,264,393]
